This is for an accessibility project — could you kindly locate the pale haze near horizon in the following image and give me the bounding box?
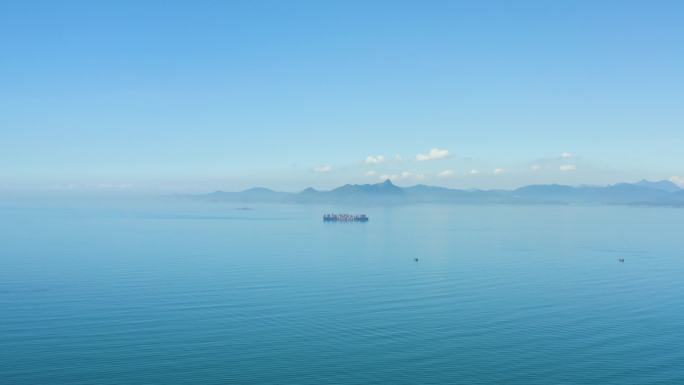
[1,1,683,194]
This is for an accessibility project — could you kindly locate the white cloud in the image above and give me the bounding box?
[670,176,684,188]
[365,170,377,177]
[531,164,542,172]
[416,148,450,161]
[467,169,479,175]
[494,168,505,175]
[438,169,455,178]
[559,164,576,172]
[365,155,385,164]
[400,171,425,180]
[395,154,403,162]
[561,152,573,159]
[379,171,424,182]
[312,165,332,173]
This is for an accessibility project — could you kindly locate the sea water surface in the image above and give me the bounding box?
[1,198,683,384]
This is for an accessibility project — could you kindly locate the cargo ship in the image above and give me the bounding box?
[323,213,369,222]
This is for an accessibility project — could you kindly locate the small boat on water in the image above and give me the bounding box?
[323,213,369,222]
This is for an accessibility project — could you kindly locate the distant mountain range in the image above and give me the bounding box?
[191,179,684,206]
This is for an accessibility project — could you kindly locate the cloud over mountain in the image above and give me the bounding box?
[670,176,684,188]
[312,165,332,173]
[365,155,385,164]
[416,148,450,161]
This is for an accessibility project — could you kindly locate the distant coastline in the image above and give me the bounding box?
[184,179,684,207]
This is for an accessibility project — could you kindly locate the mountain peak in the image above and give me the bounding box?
[196,179,684,206]
[634,179,681,193]
[242,187,275,193]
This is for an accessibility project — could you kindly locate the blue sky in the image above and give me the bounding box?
[1,1,683,193]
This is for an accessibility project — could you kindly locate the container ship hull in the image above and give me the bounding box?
[323,214,368,222]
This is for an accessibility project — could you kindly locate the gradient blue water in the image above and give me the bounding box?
[1,200,683,384]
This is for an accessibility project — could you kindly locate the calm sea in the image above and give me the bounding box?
[1,199,683,384]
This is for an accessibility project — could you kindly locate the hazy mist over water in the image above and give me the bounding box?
[3,1,684,383]
[2,198,683,384]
